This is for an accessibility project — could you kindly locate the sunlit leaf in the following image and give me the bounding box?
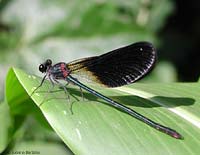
[6,68,200,155]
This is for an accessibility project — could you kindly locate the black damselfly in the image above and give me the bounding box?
[33,42,182,139]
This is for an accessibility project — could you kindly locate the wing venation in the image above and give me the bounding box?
[66,42,157,87]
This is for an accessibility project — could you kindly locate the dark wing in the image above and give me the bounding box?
[66,42,157,87]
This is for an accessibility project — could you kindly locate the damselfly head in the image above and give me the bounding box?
[39,59,52,73]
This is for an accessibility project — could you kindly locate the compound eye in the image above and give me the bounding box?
[46,59,52,65]
[39,64,46,73]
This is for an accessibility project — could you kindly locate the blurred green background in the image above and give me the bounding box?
[0,0,200,154]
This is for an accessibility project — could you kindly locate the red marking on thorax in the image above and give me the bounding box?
[60,63,69,78]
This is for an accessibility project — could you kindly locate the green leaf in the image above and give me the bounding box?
[0,102,24,153]
[8,141,73,155]
[0,102,13,153]
[6,67,200,155]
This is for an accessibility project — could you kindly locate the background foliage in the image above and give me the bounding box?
[0,0,200,154]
